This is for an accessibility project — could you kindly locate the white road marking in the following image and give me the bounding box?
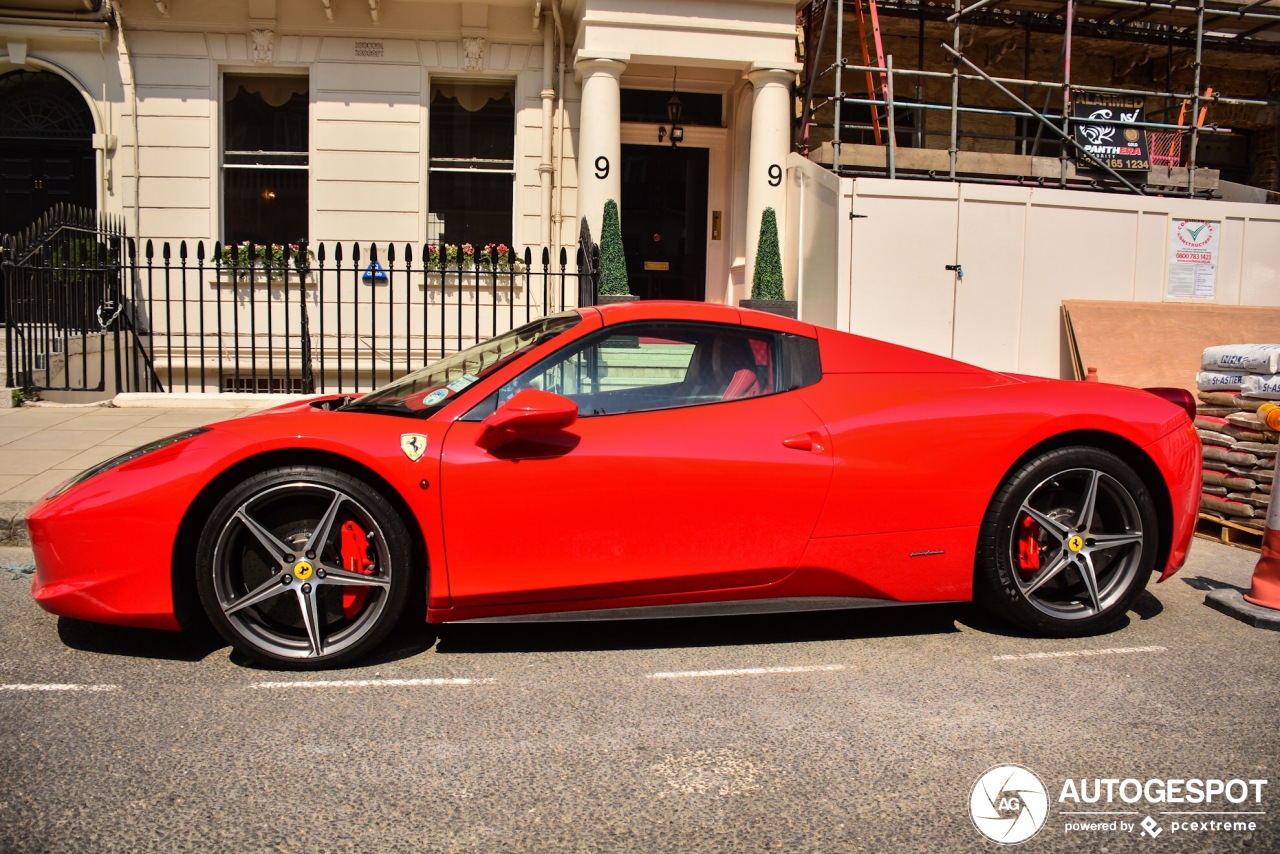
[992,645,1167,661]
[647,664,845,679]
[0,683,120,693]
[248,677,496,689]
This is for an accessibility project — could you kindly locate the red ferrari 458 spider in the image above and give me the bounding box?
[28,302,1200,668]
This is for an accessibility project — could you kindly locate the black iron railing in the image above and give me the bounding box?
[3,206,599,398]
[1,205,153,396]
[126,238,597,395]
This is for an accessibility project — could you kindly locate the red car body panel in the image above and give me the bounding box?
[1146,419,1203,580]
[28,433,244,630]
[439,393,834,608]
[27,408,457,628]
[27,301,1200,633]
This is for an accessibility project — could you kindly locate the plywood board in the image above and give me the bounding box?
[1062,300,1280,391]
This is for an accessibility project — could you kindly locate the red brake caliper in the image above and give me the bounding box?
[340,520,376,619]
[1017,515,1042,577]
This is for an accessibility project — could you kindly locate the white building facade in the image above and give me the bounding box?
[0,0,801,305]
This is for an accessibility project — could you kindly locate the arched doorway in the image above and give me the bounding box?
[0,69,96,237]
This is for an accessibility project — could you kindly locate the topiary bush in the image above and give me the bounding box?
[750,206,785,301]
[598,198,631,296]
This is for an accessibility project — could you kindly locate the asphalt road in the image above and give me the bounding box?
[1,539,1277,853]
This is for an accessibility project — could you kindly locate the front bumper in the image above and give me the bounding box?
[27,431,240,631]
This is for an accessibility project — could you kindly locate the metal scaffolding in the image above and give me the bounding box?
[799,0,1280,197]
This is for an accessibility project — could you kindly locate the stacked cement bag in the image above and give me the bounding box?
[1196,344,1280,530]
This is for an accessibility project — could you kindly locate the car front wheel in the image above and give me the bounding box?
[196,465,413,669]
[976,447,1159,637]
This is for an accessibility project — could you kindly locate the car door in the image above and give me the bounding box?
[438,321,834,608]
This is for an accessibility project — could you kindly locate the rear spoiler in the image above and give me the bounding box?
[1144,387,1196,420]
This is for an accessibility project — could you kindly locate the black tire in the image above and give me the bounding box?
[196,465,413,669]
[975,446,1158,637]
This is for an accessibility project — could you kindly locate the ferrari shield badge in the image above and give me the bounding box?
[400,433,428,462]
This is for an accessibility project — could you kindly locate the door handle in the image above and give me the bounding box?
[783,432,826,453]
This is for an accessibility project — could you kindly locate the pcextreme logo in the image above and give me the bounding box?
[969,765,1269,844]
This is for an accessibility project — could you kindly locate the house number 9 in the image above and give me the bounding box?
[767,164,782,186]
[595,156,610,179]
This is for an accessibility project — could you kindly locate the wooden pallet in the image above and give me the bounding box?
[1195,512,1265,553]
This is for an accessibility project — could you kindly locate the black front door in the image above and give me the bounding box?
[0,70,96,238]
[620,144,708,301]
[0,144,96,237]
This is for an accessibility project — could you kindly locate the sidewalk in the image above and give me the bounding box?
[0,399,272,545]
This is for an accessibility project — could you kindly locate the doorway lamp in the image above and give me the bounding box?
[658,67,684,147]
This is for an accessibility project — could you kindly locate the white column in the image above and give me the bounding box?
[744,66,795,294]
[575,57,626,246]
[539,19,555,250]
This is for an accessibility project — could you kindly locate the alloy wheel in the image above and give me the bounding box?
[210,481,394,662]
[1009,466,1146,622]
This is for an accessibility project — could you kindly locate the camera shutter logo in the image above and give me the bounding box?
[969,765,1050,844]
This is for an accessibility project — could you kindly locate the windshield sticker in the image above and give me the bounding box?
[423,389,450,406]
[400,434,428,462]
[447,373,480,393]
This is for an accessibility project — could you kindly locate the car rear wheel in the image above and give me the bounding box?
[976,447,1158,637]
[196,465,412,669]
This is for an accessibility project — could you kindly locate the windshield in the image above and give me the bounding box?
[342,312,582,417]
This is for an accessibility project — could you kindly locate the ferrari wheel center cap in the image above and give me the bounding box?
[1067,535,1085,553]
[293,560,315,581]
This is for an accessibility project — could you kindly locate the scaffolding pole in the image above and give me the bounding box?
[800,0,1278,197]
[1061,0,1074,186]
[833,0,846,172]
[886,54,897,177]
[949,0,961,179]
[831,62,1272,112]
[942,44,1148,195]
[1189,0,1206,197]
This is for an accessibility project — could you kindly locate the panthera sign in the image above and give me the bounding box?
[1072,91,1151,172]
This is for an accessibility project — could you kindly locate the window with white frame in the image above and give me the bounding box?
[428,81,514,250]
[222,74,309,247]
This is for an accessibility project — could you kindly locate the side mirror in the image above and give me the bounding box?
[477,389,578,450]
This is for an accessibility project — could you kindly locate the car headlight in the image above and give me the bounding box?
[45,427,211,500]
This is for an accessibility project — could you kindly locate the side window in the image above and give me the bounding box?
[496,323,778,416]
[428,81,515,248]
[222,74,309,246]
[779,333,822,392]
